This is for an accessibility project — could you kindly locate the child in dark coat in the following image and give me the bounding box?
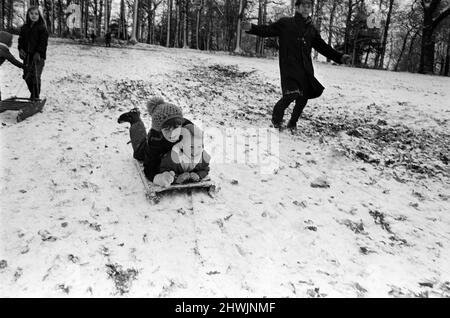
[0,31,24,100]
[118,97,209,187]
[18,6,49,99]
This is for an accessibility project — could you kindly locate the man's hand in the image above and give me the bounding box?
[241,21,252,32]
[19,49,26,60]
[175,172,191,184]
[153,171,175,187]
[33,52,41,63]
[341,54,351,65]
[189,172,200,182]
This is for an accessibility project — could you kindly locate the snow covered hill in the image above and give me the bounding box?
[0,38,449,297]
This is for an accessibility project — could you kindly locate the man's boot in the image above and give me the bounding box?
[287,119,297,131]
[271,118,283,130]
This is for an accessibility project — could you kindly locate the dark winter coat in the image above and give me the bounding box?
[18,22,49,60]
[0,44,23,68]
[143,119,194,181]
[246,13,343,99]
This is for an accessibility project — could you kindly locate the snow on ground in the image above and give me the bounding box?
[0,37,449,297]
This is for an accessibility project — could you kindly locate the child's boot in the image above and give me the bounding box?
[117,108,141,124]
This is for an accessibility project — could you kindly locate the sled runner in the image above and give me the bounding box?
[134,161,217,204]
[0,97,46,122]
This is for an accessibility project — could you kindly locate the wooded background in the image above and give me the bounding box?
[1,0,449,75]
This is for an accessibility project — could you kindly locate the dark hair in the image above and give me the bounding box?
[162,117,184,130]
[25,6,46,27]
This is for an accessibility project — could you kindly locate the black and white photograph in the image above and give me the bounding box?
[0,0,449,300]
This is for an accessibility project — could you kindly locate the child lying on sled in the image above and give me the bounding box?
[156,124,211,187]
[118,97,210,187]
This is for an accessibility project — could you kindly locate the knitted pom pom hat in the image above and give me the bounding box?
[146,97,183,132]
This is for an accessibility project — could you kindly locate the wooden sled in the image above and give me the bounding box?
[134,161,217,204]
[0,97,46,122]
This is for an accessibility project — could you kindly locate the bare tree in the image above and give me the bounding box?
[378,0,395,68]
[234,0,246,53]
[182,0,189,48]
[419,0,450,73]
[130,0,139,43]
[195,0,204,49]
[166,0,172,46]
[327,0,339,62]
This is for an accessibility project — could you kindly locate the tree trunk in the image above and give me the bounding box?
[256,0,263,54]
[394,29,412,71]
[195,1,203,49]
[445,31,450,76]
[313,0,324,60]
[80,0,84,36]
[7,0,13,30]
[93,0,98,35]
[406,30,419,72]
[206,1,211,50]
[58,0,62,36]
[119,0,126,40]
[51,0,56,34]
[378,0,394,69]
[130,0,139,43]
[175,1,180,47]
[104,0,109,34]
[151,5,156,44]
[166,0,172,46]
[183,0,189,48]
[420,13,435,73]
[386,33,394,69]
[234,0,245,53]
[327,0,338,62]
[85,0,89,38]
[1,0,4,30]
[344,0,353,54]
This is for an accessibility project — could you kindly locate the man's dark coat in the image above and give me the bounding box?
[247,13,343,99]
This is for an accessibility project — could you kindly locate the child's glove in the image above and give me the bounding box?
[175,172,191,184]
[190,172,200,182]
[153,171,175,187]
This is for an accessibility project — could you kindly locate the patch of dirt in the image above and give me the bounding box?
[297,115,450,180]
[105,263,138,295]
[369,209,393,234]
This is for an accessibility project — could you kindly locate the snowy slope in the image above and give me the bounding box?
[0,38,449,297]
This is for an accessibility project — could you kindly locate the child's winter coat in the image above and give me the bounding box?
[0,31,23,68]
[18,21,48,61]
[159,124,211,179]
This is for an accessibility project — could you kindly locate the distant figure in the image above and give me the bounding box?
[90,31,96,44]
[105,32,111,47]
[18,6,49,100]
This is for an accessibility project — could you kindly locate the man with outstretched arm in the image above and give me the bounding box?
[242,0,351,130]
